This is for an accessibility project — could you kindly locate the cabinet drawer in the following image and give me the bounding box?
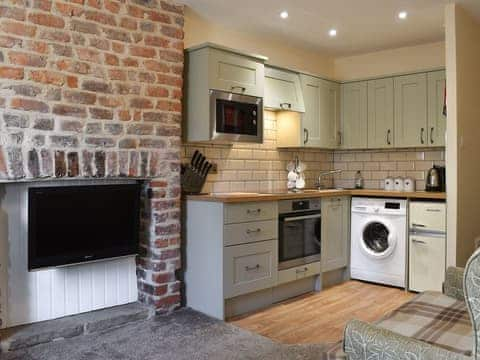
[224,240,277,299]
[409,202,446,232]
[224,220,277,247]
[224,202,277,224]
[277,262,321,285]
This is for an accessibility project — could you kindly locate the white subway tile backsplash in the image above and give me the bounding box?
[182,111,445,193]
[380,162,397,171]
[371,152,390,161]
[355,153,372,162]
[397,161,415,171]
[364,162,380,171]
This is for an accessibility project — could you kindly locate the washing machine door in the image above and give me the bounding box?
[360,218,397,259]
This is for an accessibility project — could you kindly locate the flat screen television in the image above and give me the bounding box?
[28,184,141,270]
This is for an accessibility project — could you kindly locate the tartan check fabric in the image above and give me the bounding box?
[327,290,473,358]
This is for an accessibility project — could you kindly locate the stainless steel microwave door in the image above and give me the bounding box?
[209,89,263,143]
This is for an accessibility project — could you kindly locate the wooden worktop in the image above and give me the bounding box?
[185,189,446,203]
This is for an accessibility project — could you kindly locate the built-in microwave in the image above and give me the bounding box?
[209,89,263,143]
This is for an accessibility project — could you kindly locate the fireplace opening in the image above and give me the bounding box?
[28,184,142,270]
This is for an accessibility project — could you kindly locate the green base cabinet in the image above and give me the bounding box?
[321,197,350,273]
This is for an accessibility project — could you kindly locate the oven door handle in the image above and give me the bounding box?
[283,213,321,222]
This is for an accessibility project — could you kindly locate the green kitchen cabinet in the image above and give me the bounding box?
[394,73,428,148]
[264,66,305,112]
[427,70,446,147]
[321,196,350,272]
[341,81,368,149]
[367,78,394,148]
[299,75,340,148]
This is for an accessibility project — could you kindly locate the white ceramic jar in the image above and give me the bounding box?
[384,177,394,191]
[403,177,415,192]
[394,177,404,192]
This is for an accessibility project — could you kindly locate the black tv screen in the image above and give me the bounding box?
[28,184,141,270]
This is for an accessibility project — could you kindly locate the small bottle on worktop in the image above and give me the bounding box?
[355,171,364,189]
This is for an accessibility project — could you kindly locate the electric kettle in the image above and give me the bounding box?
[426,166,442,192]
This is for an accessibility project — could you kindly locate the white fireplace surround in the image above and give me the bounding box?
[0,179,139,328]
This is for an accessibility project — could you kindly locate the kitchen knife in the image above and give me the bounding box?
[203,163,213,177]
[200,161,210,177]
[191,150,200,168]
[193,152,203,171]
[196,155,206,173]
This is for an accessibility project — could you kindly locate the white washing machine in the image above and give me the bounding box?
[350,197,407,288]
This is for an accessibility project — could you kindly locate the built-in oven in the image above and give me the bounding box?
[209,89,263,143]
[278,199,321,270]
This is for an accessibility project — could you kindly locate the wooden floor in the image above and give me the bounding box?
[229,280,415,344]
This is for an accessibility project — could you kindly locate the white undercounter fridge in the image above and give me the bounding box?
[408,201,446,292]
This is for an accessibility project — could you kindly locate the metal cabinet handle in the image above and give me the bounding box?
[412,239,426,244]
[247,208,261,215]
[246,228,261,234]
[304,128,309,144]
[296,267,309,274]
[420,128,425,145]
[280,102,292,110]
[338,131,342,146]
[387,129,391,145]
[284,213,322,222]
[245,264,260,271]
[231,86,246,93]
[426,208,441,212]
[430,127,434,144]
[412,223,426,228]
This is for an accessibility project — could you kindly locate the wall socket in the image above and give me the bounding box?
[209,163,218,174]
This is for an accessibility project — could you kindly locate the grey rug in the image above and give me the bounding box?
[2,309,331,360]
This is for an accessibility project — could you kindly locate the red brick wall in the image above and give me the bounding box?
[0,0,184,312]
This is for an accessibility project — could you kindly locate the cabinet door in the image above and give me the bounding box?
[208,48,264,97]
[264,67,305,112]
[320,80,341,149]
[394,73,428,147]
[368,78,394,149]
[300,75,340,148]
[321,197,349,272]
[427,71,446,147]
[300,74,322,147]
[409,235,446,292]
[341,82,368,149]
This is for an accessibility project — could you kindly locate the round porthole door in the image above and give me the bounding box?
[360,219,396,259]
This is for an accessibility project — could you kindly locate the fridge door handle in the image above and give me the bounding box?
[411,238,427,244]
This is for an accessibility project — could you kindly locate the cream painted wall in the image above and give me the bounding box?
[184,8,445,82]
[184,8,334,78]
[334,42,446,81]
[445,4,457,268]
[445,4,480,267]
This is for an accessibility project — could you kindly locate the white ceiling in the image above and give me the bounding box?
[180,0,480,56]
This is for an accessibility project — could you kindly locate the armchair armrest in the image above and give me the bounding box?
[343,320,469,360]
[444,267,465,301]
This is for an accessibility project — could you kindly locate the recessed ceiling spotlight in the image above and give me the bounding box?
[398,11,408,20]
[280,11,289,19]
[329,29,337,37]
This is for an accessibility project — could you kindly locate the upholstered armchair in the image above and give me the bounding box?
[343,248,480,360]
